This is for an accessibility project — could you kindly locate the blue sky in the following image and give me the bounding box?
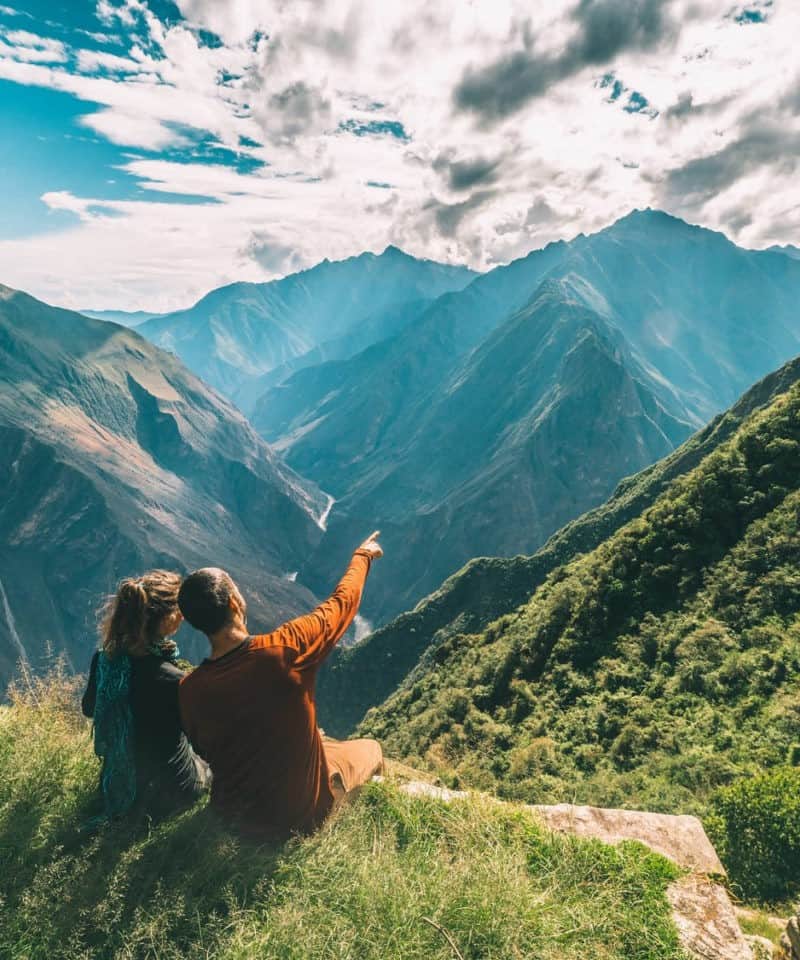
[0,0,798,310]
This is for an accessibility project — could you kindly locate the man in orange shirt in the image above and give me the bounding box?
[177,531,384,837]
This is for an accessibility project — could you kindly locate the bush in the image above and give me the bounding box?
[710,766,800,901]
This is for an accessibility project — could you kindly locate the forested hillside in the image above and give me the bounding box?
[360,367,800,821]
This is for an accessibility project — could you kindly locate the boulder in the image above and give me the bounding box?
[666,877,753,960]
[783,915,800,959]
[530,802,726,875]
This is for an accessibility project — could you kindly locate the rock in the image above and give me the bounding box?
[785,916,800,958]
[781,932,793,959]
[744,933,778,959]
[667,877,752,960]
[397,780,467,803]
[530,802,726,875]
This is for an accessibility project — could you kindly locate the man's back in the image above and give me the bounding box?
[178,550,373,836]
[179,636,332,834]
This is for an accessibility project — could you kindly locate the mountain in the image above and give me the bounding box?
[258,211,800,625]
[232,298,434,414]
[80,308,162,327]
[137,247,476,401]
[317,353,800,736]
[359,357,800,822]
[0,284,329,686]
[285,277,694,622]
[767,243,800,261]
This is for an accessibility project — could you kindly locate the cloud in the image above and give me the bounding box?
[240,229,307,274]
[75,48,156,73]
[658,120,800,211]
[453,0,676,123]
[1,0,799,308]
[425,189,496,237]
[433,150,503,191]
[256,80,332,144]
[0,29,67,63]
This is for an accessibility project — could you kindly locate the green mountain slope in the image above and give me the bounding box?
[318,354,800,737]
[359,365,800,818]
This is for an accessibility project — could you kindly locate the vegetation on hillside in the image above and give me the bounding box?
[0,676,684,960]
[360,377,800,900]
[319,355,800,738]
[710,766,800,901]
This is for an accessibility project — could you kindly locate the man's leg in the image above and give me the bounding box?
[323,738,383,804]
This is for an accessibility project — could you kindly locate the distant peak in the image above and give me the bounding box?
[614,207,684,227]
[381,244,410,258]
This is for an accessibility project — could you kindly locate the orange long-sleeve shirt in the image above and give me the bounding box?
[178,550,372,836]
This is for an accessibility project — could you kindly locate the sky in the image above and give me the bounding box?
[0,0,798,312]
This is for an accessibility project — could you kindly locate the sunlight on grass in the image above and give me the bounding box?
[0,674,685,960]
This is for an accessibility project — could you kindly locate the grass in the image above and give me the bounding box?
[0,674,686,960]
[736,910,785,946]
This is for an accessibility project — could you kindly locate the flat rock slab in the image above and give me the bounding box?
[529,802,726,876]
[667,877,752,960]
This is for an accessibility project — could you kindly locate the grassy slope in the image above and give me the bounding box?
[0,677,683,960]
[360,377,800,820]
[318,355,800,737]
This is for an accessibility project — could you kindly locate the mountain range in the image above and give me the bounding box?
[0,285,328,685]
[136,247,476,403]
[250,210,800,623]
[6,208,800,688]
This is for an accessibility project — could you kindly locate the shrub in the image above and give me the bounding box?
[710,766,800,901]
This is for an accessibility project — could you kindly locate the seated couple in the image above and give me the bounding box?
[82,532,384,837]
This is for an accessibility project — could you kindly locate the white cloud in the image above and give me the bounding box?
[0,0,799,309]
[0,29,66,63]
[75,48,157,73]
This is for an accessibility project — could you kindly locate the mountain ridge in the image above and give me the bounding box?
[137,248,477,400]
[255,210,800,624]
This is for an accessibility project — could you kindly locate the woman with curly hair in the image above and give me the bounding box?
[82,570,209,819]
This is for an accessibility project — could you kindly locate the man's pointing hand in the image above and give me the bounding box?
[358,530,384,560]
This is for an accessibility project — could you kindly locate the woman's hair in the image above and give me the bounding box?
[99,570,182,658]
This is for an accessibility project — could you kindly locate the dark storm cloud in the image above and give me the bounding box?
[433,150,503,191]
[453,0,676,123]
[658,122,800,210]
[426,189,495,237]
